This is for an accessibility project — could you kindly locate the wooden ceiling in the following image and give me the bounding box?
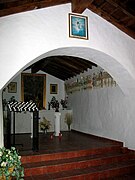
[0,0,135,39]
[1,0,134,80]
[26,56,97,80]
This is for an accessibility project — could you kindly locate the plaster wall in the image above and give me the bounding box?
[0,4,135,89]
[0,3,135,147]
[8,110,71,134]
[2,71,65,134]
[66,68,135,150]
[2,70,65,109]
[68,84,135,150]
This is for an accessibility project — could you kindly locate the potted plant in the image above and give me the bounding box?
[0,146,24,180]
[39,117,51,134]
[65,112,73,131]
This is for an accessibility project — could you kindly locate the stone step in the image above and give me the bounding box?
[21,145,122,164]
[22,145,135,179]
[23,151,134,177]
[103,173,135,179]
[24,159,135,180]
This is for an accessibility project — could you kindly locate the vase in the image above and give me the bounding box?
[43,129,47,134]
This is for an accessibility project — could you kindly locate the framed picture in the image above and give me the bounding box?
[8,82,17,93]
[50,84,58,94]
[21,73,46,109]
[69,13,88,40]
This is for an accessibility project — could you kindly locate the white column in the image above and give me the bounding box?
[54,112,61,136]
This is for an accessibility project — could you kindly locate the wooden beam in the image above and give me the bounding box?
[60,56,87,72]
[52,56,83,73]
[106,0,135,19]
[42,66,69,80]
[31,59,49,73]
[48,61,78,76]
[71,0,93,14]
[68,58,91,70]
[0,0,71,17]
[125,19,135,28]
[76,58,97,67]
[88,3,135,39]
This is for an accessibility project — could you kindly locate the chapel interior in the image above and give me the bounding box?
[1,0,135,179]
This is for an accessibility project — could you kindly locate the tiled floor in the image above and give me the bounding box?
[11,130,122,156]
[7,131,135,179]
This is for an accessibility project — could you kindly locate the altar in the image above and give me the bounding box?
[12,109,72,135]
[39,110,72,133]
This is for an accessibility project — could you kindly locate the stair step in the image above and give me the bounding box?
[24,152,134,176]
[24,160,135,180]
[104,173,135,179]
[21,145,122,164]
[22,144,135,179]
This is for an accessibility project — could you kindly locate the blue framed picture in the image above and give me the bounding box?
[69,13,88,40]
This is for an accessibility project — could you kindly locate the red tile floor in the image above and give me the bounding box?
[12,130,121,155]
[9,131,135,179]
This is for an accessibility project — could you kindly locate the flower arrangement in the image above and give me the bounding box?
[40,117,51,134]
[65,112,73,131]
[60,98,68,110]
[49,97,59,112]
[0,146,24,180]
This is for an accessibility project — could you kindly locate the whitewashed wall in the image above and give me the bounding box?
[68,86,135,150]
[0,3,135,148]
[2,70,65,109]
[10,110,71,134]
[0,4,135,90]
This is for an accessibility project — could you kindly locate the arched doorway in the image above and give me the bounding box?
[1,47,135,150]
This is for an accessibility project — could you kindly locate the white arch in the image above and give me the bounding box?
[0,4,135,92]
[1,47,135,148]
[4,46,134,96]
[0,3,135,148]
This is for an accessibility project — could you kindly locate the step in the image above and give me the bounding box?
[23,151,134,177]
[103,173,135,179]
[24,159,135,180]
[21,145,122,164]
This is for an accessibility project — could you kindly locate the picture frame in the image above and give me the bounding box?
[8,82,17,93]
[21,73,46,109]
[50,84,58,94]
[69,13,88,40]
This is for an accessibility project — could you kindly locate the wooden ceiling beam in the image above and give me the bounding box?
[46,55,97,75]
[73,57,97,67]
[71,0,94,14]
[31,59,49,73]
[88,3,135,39]
[47,57,82,74]
[44,70,66,81]
[45,64,72,76]
[31,64,40,74]
[68,58,91,70]
[52,57,83,73]
[48,61,78,76]
[59,56,87,72]
[60,55,94,70]
[0,0,71,17]
[68,59,92,71]
[106,0,135,19]
[42,66,70,80]
[125,19,135,28]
